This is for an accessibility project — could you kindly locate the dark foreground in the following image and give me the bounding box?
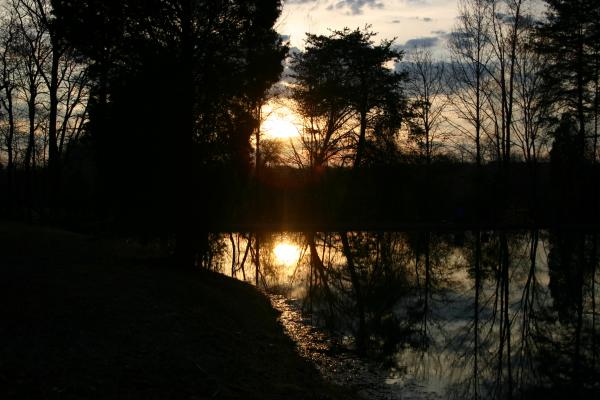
[0,223,350,399]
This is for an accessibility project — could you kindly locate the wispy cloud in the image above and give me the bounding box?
[284,0,384,16]
[327,0,385,15]
[281,0,458,53]
[398,36,439,49]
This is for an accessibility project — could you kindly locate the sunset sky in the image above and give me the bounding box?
[279,0,458,55]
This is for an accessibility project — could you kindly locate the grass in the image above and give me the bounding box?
[0,222,352,399]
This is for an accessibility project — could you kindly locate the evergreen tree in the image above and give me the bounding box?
[290,27,405,169]
[537,0,600,161]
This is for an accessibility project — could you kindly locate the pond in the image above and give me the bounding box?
[213,230,600,399]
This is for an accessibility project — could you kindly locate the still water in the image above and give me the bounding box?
[211,230,600,399]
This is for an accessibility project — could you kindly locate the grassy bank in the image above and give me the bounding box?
[0,222,350,399]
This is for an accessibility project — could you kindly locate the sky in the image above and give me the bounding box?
[278,0,458,56]
[262,0,459,142]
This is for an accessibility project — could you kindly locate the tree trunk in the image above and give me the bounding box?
[24,85,37,171]
[229,233,236,277]
[47,43,61,208]
[175,0,196,268]
[3,85,16,212]
[354,108,368,169]
[255,233,260,287]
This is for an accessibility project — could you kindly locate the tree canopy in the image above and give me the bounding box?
[537,0,600,161]
[290,27,406,169]
[50,0,287,224]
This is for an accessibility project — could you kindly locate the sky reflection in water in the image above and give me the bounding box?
[220,230,600,399]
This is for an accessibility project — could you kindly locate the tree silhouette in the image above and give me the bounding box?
[290,27,405,170]
[537,0,600,161]
[404,48,449,165]
[51,0,287,266]
[448,0,492,167]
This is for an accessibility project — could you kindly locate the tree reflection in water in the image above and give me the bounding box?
[217,230,600,399]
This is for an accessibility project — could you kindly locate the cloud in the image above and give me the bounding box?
[391,16,434,25]
[399,36,439,49]
[326,0,385,15]
[404,0,431,5]
[284,0,385,16]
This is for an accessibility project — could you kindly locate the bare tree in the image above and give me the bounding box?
[289,108,356,169]
[487,0,525,167]
[0,8,18,201]
[0,0,89,216]
[404,47,449,164]
[16,0,60,172]
[513,18,552,164]
[448,0,493,166]
[11,0,45,173]
[56,54,89,161]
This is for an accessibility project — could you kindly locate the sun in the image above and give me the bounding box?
[261,102,300,139]
[262,117,299,139]
[273,242,301,267]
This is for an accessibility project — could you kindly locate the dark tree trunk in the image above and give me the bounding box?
[175,0,196,269]
[255,233,260,287]
[2,85,16,212]
[47,44,61,209]
[354,108,368,169]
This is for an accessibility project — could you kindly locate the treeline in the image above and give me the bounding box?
[278,0,600,169]
[0,0,286,264]
[0,0,88,215]
[253,0,600,229]
[0,0,599,259]
[155,163,596,231]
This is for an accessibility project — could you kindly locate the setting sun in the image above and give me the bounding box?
[262,117,299,139]
[273,242,301,267]
[261,102,300,139]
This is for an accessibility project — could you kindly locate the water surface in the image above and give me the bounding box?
[215,230,600,399]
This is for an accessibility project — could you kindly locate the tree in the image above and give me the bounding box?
[404,48,449,165]
[340,28,405,169]
[0,9,18,206]
[52,0,287,266]
[537,0,600,162]
[448,0,493,166]
[12,0,45,174]
[0,0,89,217]
[15,0,62,178]
[290,27,405,170]
[290,32,357,169]
[291,28,406,354]
[487,0,525,167]
[513,14,552,164]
